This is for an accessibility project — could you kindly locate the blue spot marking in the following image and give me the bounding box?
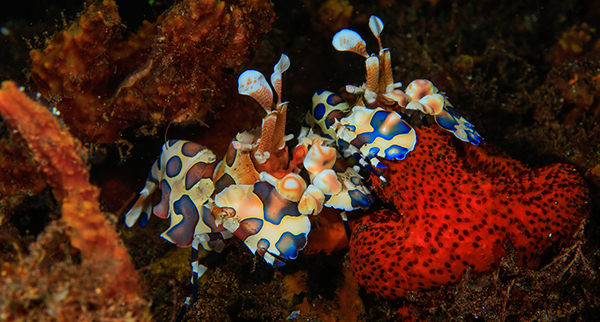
[214,173,235,194]
[167,139,178,147]
[181,141,204,157]
[326,93,344,106]
[314,103,326,121]
[352,111,415,158]
[324,109,345,128]
[200,206,221,250]
[437,111,484,145]
[369,111,412,138]
[367,147,380,158]
[275,232,307,260]
[349,190,373,209]
[316,90,325,95]
[164,194,200,247]
[237,218,264,241]
[139,212,149,227]
[147,169,158,181]
[153,179,172,219]
[185,161,211,190]
[468,131,484,145]
[258,238,270,249]
[384,144,412,160]
[166,155,183,177]
[200,205,219,232]
[253,182,302,225]
[435,112,459,134]
[337,139,349,152]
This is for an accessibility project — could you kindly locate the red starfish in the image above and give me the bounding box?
[350,125,589,299]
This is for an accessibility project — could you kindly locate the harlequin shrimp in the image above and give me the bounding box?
[125,54,372,318]
[286,131,373,234]
[302,16,484,182]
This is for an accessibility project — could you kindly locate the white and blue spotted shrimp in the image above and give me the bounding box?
[332,15,484,146]
[124,139,234,314]
[212,182,310,266]
[301,16,484,182]
[299,90,350,140]
[125,140,230,251]
[301,90,415,182]
[403,79,484,145]
[125,55,316,319]
[293,134,373,212]
[126,54,313,264]
[288,131,373,236]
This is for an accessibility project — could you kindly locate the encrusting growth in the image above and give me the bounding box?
[0,81,150,320]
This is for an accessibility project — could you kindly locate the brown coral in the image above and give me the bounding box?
[314,0,353,33]
[525,60,600,176]
[0,81,150,320]
[30,0,275,143]
[551,23,600,66]
[0,137,47,196]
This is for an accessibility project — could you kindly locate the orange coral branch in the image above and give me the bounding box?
[0,80,144,299]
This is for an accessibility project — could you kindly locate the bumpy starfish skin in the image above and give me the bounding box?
[349,126,589,300]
